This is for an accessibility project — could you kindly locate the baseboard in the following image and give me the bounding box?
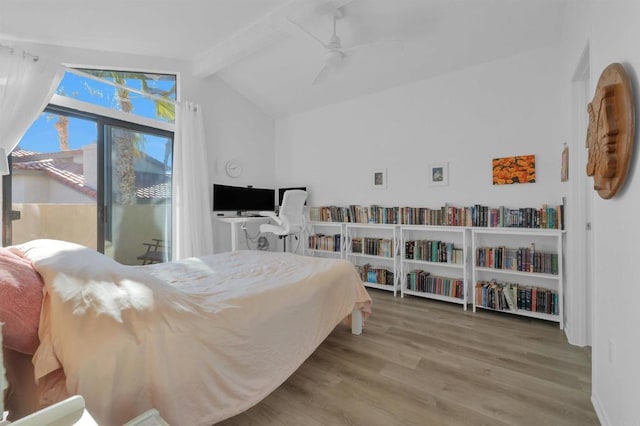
[564,323,591,348]
[591,391,610,426]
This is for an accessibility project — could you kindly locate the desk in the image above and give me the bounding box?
[216,217,271,251]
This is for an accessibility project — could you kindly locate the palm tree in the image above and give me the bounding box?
[54,115,69,151]
[50,89,72,151]
[82,70,176,205]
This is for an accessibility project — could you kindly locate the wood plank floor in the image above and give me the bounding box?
[219,289,598,425]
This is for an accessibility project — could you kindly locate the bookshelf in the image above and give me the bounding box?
[471,228,564,328]
[400,226,469,309]
[345,223,400,296]
[305,221,344,259]
[309,202,564,229]
[305,203,566,326]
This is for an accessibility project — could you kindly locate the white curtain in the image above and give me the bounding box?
[0,46,63,160]
[172,101,214,259]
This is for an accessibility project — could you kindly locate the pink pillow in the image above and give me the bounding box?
[0,247,44,354]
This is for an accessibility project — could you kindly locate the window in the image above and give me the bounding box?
[4,69,176,265]
[57,69,176,123]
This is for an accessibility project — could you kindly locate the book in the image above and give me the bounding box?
[502,283,517,312]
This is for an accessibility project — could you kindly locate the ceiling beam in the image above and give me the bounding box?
[192,0,354,78]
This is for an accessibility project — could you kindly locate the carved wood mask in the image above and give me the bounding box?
[586,63,635,199]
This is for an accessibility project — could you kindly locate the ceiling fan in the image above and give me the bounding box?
[285,8,402,85]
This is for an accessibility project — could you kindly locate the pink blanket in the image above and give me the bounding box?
[14,239,371,426]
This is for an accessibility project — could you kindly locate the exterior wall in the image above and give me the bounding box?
[82,144,98,190]
[11,203,97,249]
[11,202,171,266]
[12,174,94,204]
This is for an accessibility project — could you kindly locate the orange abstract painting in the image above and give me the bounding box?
[492,155,536,185]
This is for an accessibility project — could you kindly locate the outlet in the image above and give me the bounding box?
[608,339,614,364]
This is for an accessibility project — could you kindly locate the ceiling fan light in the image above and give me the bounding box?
[325,50,344,67]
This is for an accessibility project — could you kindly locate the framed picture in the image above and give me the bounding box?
[371,168,387,189]
[492,154,536,185]
[428,162,448,186]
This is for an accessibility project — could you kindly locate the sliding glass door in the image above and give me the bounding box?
[5,110,98,249]
[3,107,174,265]
[104,124,173,264]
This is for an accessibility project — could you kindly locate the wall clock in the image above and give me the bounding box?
[225,160,242,178]
[586,63,635,199]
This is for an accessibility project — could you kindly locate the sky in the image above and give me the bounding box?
[17,71,175,163]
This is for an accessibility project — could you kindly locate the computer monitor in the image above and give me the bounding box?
[213,184,275,212]
[278,187,307,206]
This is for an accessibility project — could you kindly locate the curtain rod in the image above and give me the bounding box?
[0,43,39,62]
[63,67,180,106]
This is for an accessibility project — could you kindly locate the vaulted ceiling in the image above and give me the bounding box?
[0,0,566,118]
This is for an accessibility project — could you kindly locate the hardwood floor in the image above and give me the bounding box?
[220,289,598,425]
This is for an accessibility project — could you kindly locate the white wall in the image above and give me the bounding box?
[201,76,276,190]
[561,2,640,425]
[199,73,276,252]
[276,45,565,210]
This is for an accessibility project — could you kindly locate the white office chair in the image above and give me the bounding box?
[259,190,308,252]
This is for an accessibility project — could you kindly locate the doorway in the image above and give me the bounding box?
[567,43,593,347]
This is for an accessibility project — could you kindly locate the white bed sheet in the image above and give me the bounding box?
[14,240,371,426]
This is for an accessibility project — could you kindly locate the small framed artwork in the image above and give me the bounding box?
[371,168,387,189]
[428,162,448,186]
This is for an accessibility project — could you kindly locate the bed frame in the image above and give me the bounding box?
[351,309,363,335]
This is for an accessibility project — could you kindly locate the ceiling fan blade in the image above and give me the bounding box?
[311,62,330,85]
[284,17,329,50]
[342,39,405,54]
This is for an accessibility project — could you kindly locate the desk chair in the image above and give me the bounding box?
[259,190,308,252]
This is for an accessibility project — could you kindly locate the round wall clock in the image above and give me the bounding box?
[225,160,242,178]
[586,63,635,199]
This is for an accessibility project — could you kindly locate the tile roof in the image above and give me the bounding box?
[136,182,172,199]
[12,152,97,199]
[11,149,170,201]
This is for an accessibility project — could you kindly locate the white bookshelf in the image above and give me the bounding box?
[304,221,344,259]
[345,223,400,296]
[400,226,469,309]
[471,228,564,328]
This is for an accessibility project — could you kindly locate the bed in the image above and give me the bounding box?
[0,239,372,426]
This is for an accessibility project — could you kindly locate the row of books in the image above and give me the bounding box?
[355,264,395,286]
[405,270,464,299]
[404,240,463,265]
[308,203,564,229]
[475,245,559,275]
[308,233,342,252]
[351,237,394,258]
[487,205,563,229]
[475,280,559,315]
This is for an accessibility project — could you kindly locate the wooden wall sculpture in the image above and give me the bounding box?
[586,63,635,199]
